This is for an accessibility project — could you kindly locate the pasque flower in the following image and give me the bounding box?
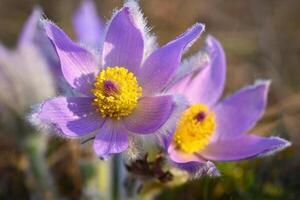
[0,7,55,115]
[31,2,205,159]
[163,36,291,175]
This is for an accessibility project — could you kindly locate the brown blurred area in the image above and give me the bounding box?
[0,0,299,199]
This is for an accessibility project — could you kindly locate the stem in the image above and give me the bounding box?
[203,177,210,200]
[112,155,121,200]
[25,134,59,199]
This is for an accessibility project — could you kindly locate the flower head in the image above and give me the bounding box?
[92,66,142,119]
[164,36,291,176]
[31,2,205,159]
[0,7,55,115]
[173,104,216,153]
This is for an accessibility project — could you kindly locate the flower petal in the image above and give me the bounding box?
[139,23,205,95]
[93,120,129,159]
[43,21,98,95]
[201,134,291,161]
[166,49,210,91]
[211,80,270,142]
[123,95,173,134]
[18,7,41,47]
[35,96,104,138]
[154,95,189,144]
[18,10,61,80]
[0,42,9,59]
[73,0,104,48]
[102,7,143,74]
[124,1,158,59]
[171,160,220,177]
[168,143,203,163]
[168,36,226,105]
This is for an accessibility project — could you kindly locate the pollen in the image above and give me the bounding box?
[173,104,216,153]
[92,66,142,119]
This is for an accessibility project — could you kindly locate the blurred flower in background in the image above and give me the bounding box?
[0,7,55,122]
[72,0,104,49]
[0,6,58,200]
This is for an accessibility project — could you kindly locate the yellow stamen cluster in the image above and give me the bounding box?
[92,66,142,119]
[173,104,216,153]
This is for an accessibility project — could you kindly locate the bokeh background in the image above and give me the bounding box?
[0,0,299,199]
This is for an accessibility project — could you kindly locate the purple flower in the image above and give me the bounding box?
[31,2,205,159]
[0,7,56,115]
[163,36,291,176]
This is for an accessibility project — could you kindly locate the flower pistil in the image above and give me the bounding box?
[92,66,142,119]
[173,104,216,153]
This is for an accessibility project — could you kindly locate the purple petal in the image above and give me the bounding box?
[171,160,219,177]
[166,49,210,91]
[73,0,104,48]
[139,23,205,95]
[93,119,129,159]
[155,95,189,146]
[0,43,9,58]
[36,96,104,138]
[168,143,204,163]
[124,1,158,59]
[43,21,98,95]
[18,9,59,80]
[165,72,193,99]
[211,80,270,142]
[123,95,173,134]
[168,36,226,105]
[18,9,61,80]
[102,7,143,74]
[18,7,41,47]
[170,160,205,174]
[200,134,291,161]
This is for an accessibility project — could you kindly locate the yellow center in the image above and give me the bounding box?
[92,66,142,119]
[173,104,216,153]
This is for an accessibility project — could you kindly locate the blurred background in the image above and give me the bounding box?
[0,0,299,199]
